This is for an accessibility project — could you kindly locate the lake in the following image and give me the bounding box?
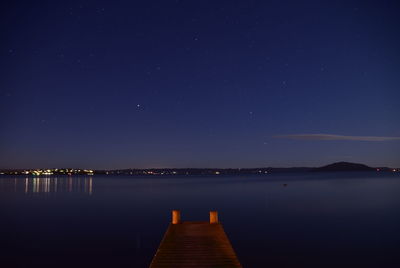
[1,172,400,267]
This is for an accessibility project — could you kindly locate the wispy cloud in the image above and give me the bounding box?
[275,134,400,142]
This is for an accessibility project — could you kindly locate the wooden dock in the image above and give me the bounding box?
[150,211,242,268]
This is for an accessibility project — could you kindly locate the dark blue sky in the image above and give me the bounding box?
[1,0,399,169]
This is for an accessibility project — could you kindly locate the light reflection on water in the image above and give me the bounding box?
[0,177,93,194]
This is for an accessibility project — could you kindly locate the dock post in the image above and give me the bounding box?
[172,210,181,224]
[209,211,218,224]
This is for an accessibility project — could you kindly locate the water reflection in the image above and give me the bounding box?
[0,177,93,194]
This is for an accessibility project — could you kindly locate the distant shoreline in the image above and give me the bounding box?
[0,162,398,176]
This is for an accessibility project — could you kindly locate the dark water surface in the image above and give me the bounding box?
[1,172,400,267]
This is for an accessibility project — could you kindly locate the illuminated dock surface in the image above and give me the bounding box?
[150,211,242,268]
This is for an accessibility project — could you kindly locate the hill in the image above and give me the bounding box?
[313,162,375,172]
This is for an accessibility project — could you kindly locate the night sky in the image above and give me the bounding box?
[1,0,399,169]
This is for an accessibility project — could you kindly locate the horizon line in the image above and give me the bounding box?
[0,162,397,170]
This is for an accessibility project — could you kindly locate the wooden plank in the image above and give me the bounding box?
[150,221,242,268]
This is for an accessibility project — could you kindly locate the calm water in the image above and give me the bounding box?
[1,172,400,268]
